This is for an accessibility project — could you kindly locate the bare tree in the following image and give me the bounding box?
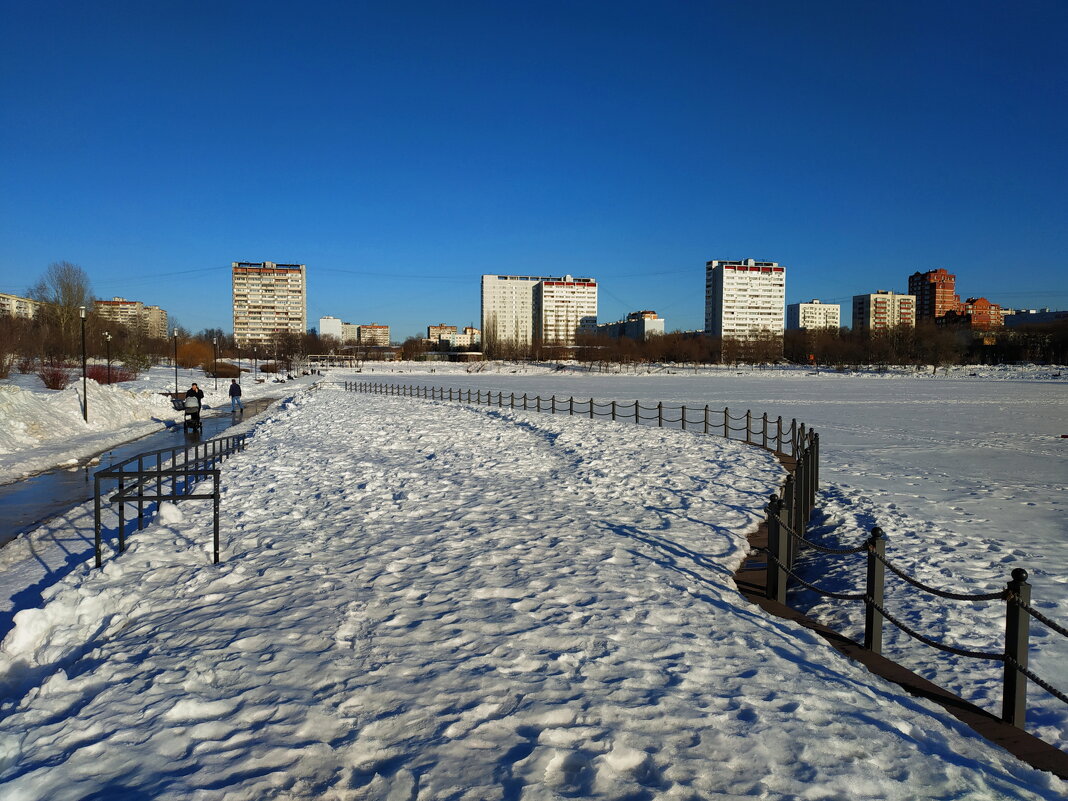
[27,261,95,357]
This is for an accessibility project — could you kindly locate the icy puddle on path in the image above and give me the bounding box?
[0,390,1063,800]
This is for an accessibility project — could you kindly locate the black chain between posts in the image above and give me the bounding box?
[1005,654,1068,706]
[762,549,866,601]
[773,514,868,555]
[1019,601,1068,638]
[869,598,1006,661]
[872,549,1008,602]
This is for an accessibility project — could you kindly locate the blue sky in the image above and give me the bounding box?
[2,0,1066,337]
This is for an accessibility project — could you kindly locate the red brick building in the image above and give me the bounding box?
[908,269,961,321]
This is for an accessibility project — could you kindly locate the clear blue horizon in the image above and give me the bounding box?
[2,1,1066,339]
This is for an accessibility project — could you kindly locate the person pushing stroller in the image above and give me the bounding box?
[184,382,205,431]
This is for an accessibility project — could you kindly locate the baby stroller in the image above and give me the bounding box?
[171,393,202,432]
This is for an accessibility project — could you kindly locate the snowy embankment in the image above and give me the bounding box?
[0,389,1063,800]
[0,367,314,485]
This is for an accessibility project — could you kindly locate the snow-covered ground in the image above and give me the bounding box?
[1,388,1064,800]
[347,362,1068,748]
[0,365,316,485]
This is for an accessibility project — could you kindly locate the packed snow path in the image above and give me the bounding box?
[0,390,1063,800]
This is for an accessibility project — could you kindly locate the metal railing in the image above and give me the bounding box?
[763,500,1066,728]
[326,380,812,459]
[93,433,248,568]
[326,379,1064,732]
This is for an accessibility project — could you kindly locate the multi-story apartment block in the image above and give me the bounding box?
[852,290,916,332]
[427,323,458,341]
[938,297,1004,330]
[94,297,169,339]
[481,274,597,350]
[533,277,598,345]
[908,268,960,321]
[319,316,343,341]
[357,324,390,346]
[0,292,43,319]
[786,300,840,331]
[705,259,786,338]
[232,261,307,346]
[595,310,665,340]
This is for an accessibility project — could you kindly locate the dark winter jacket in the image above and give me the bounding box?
[229,382,242,398]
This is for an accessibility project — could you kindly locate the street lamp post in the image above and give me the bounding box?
[104,331,112,385]
[80,306,87,422]
[213,337,218,391]
[173,330,179,395]
[253,349,258,380]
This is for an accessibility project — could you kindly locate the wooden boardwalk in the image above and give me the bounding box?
[733,458,1067,779]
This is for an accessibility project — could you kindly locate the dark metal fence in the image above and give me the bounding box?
[327,379,1065,731]
[93,433,248,568]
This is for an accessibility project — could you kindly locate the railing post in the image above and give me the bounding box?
[569,396,573,415]
[211,470,221,564]
[537,395,541,413]
[864,527,886,655]
[781,475,795,567]
[812,432,820,495]
[723,407,729,438]
[523,393,528,410]
[589,398,593,419]
[745,410,751,444]
[118,471,126,553]
[551,395,556,414]
[791,418,798,457]
[94,474,102,568]
[137,455,145,529]
[703,404,709,434]
[611,400,617,421]
[681,405,687,431]
[657,402,663,427]
[761,413,768,449]
[1002,568,1031,727]
[635,401,639,424]
[776,416,783,453]
[767,495,787,604]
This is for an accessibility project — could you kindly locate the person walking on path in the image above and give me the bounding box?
[229,379,244,412]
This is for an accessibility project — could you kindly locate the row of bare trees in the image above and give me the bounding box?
[478,323,1067,368]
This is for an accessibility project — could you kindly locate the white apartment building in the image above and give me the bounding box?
[481,274,597,350]
[705,259,786,338]
[94,297,169,339]
[232,262,307,346]
[852,290,916,332]
[319,316,343,341]
[786,299,841,331]
[0,292,42,319]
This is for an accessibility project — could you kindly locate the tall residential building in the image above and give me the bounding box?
[318,316,343,341]
[852,290,916,332]
[533,277,599,345]
[908,268,960,321]
[93,296,169,339]
[481,274,598,350]
[232,262,307,346]
[357,324,390,346]
[595,311,665,340]
[0,292,43,319]
[704,259,786,338]
[786,300,841,331]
